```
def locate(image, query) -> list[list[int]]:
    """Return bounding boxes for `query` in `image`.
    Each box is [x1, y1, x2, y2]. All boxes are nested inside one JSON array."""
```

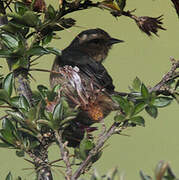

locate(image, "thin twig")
[[55, 130, 72, 180], [150, 58, 179, 93], [71, 122, 119, 180]]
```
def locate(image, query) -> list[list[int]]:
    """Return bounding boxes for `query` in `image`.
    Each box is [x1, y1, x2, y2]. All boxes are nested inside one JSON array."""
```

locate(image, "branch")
[[55, 130, 72, 180], [71, 122, 128, 180], [150, 57, 179, 93], [60, 0, 99, 18]]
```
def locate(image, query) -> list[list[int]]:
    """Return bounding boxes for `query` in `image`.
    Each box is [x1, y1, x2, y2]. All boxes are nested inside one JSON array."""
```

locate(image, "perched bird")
[[50, 28, 123, 146]]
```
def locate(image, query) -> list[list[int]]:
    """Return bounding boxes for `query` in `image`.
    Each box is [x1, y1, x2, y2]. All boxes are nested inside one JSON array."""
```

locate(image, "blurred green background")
[[0, 0, 179, 179]]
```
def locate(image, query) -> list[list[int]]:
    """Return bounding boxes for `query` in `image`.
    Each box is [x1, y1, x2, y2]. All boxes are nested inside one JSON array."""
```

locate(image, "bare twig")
[[150, 58, 179, 93], [60, 1, 99, 18], [71, 122, 119, 179], [55, 130, 72, 180]]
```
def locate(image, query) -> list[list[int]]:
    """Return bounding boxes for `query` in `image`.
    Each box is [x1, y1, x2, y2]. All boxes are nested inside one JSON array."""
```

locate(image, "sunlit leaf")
[[6, 110, 24, 122], [53, 102, 63, 122], [0, 33, 19, 50], [79, 137, 94, 160], [3, 73, 13, 97], [153, 96, 173, 107], [132, 77, 142, 92], [46, 47, 61, 56]]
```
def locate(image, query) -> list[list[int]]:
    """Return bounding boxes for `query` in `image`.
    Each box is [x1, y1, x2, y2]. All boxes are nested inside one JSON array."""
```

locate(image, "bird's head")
[[67, 28, 124, 63]]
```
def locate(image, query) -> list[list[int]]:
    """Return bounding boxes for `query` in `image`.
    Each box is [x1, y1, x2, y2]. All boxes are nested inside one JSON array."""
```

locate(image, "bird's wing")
[[61, 51, 115, 92]]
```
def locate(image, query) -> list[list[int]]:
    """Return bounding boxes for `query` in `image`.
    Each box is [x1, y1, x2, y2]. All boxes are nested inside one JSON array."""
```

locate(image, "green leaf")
[[2, 118, 16, 132], [153, 96, 173, 107], [19, 95, 30, 111], [26, 107, 36, 121], [141, 83, 149, 99], [22, 11, 40, 27], [52, 84, 61, 93], [112, 95, 130, 115], [115, 0, 126, 11], [47, 5, 56, 20], [42, 33, 53, 46], [132, 102, 146, 116], [16, 150, 25, 157], [5, 172, 13, 180], [79, 137, 94, 160], [11, 57, 29, 70], [0, 89, 10, 103], [145, 105, 158, 118], [0, 129, 15, 145], [53, 102, 63, 123], [27, 46, 49, 56], [139, 171, 152, 180], [6, 110, 24, 122], [114, 114, 125, 122], [173, 93, 179, 104], [37, 85, 48, 98], [3, 73, 13, 97], [46, 47, 61, 56], [0, 33, 19, 50], [132, 77, 142, 92], [130, 116, 145, 127], [0, 142, 13, 148], [10, 96, 20, 108], [15, 2, 29, 16], [0, 49, 13, 58]]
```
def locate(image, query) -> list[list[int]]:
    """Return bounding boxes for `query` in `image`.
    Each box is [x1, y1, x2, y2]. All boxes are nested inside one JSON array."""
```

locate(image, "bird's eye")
[[91, 39, 101, 44]]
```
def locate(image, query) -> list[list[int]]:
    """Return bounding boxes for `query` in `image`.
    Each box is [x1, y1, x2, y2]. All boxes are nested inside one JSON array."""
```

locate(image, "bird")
[[49, 28, 124, 147]]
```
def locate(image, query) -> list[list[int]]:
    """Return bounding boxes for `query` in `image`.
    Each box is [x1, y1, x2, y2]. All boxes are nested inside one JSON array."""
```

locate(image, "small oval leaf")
[[133, 102, 146, 116], [141, 83, 149, 99], [145, 105, 158, 118], [153, 96, 173, 108], [130, 116, 145, 127], [3, 73, 13, 97]]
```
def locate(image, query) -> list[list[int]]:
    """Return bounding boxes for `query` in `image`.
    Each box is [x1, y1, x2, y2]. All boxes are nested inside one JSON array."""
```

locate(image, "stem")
[[71, 123, 119, 180], [59, 1, 99, 18], [150, 58, 179, 93], [55, 130, 72, 180]]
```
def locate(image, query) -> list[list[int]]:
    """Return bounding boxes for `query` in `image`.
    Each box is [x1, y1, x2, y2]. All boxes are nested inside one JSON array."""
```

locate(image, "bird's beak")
[[109, 38, 124, 45]]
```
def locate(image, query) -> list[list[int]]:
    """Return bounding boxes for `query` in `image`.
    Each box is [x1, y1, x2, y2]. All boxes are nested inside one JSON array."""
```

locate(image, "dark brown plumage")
[[50, 28, 123, 147]]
